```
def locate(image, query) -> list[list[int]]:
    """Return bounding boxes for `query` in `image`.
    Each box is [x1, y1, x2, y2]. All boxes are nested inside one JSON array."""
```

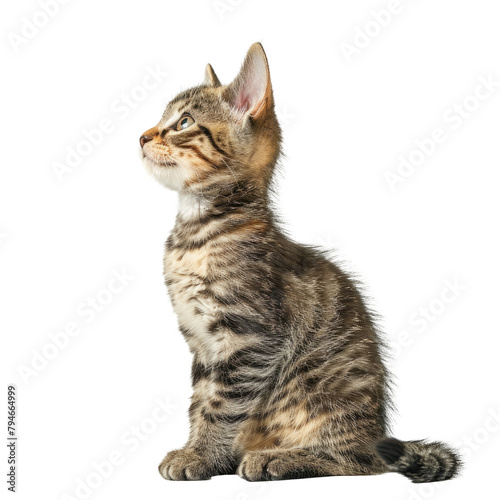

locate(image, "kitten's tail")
[[375, 437, 462, 483]]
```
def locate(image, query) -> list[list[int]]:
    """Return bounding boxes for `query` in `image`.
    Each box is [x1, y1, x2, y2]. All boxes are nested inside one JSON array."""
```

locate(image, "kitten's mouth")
[[141, 150, 178, 167]]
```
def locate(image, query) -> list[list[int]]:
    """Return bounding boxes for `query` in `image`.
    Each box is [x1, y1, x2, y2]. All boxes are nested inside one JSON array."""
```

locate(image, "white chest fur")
[[163, 243, 245, 365], [165, 244, 214, 328]]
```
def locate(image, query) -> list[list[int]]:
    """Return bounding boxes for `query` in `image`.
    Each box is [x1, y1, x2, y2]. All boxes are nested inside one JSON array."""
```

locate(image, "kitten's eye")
[[176, 115, 195, 131]]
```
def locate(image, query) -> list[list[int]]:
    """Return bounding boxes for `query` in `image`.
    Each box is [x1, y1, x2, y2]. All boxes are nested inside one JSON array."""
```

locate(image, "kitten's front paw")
[[237, 449, 313, 481], [238, 450, 275, 481], [158, 448, 213, 480]]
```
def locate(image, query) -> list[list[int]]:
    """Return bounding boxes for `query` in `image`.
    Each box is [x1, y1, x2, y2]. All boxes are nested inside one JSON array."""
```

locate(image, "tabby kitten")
[[140, 43, 461, 482]]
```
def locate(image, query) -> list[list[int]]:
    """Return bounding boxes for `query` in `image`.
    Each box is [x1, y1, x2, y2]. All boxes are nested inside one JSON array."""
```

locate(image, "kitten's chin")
[[142, 155, 185, 192]]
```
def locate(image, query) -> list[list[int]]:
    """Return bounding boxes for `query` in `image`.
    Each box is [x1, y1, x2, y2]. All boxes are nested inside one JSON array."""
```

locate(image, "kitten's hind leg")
[[237, 448, 378, 481]]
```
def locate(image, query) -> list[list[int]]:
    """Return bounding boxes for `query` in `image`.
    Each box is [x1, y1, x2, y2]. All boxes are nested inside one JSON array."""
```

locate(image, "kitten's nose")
[[140, 134, 153, 148], [140, 127, 159, 148]]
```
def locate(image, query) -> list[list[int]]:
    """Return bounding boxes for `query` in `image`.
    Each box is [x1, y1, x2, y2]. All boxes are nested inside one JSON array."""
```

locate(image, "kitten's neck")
[[176, 183, 269, 225], [177, 192, 211, 221]]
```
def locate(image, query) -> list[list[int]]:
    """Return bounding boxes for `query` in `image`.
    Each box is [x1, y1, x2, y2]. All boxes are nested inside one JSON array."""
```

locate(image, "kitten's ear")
[[223, 43, 273, 120], [204, 64, 221, 87]]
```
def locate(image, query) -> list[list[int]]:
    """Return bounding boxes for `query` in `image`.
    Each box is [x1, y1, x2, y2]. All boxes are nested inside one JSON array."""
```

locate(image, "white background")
[[2, 1, 499, 499]]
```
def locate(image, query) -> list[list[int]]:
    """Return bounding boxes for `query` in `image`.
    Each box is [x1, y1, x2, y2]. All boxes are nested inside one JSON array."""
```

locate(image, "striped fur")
[[140, 43, 461, 482], [376, 438, 462, 483]]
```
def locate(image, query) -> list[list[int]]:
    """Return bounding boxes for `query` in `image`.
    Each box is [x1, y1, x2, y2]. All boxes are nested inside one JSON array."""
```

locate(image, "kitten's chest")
[[163, 242, 226, 361]]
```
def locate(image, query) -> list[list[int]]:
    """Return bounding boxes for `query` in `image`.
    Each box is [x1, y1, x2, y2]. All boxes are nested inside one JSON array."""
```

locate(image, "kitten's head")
[[140, 43, 281, 195]]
